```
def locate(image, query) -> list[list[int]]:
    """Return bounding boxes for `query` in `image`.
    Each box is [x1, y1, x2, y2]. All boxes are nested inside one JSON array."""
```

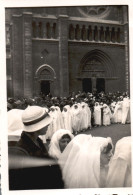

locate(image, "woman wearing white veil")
[[113, 101, 122, 124], [71, 103, 82, 134], [62, 105, 73, 133], [55, 106, 64, 130], [121, 96, 130, 124], [59, 134, 113, 188], [80, 102, 89, 131], [48, 129, 74, 160], [106, 136, 131, 187], [45, 106, 58, 140], [93, 102, 101, 127], [103, 104, 112, 126], [86, 103, 92, 129]]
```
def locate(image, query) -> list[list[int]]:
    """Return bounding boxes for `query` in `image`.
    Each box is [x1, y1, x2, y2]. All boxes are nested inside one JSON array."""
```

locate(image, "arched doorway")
[[35, 64, 56, 96], [78, 49, 117, 93]]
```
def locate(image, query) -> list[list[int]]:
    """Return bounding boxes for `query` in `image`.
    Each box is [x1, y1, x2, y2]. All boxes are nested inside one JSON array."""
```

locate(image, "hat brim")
[[23, 114, 52, 132]]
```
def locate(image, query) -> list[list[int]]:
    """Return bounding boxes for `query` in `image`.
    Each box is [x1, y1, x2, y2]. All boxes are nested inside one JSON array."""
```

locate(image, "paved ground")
[[78, 123, 131, 146]]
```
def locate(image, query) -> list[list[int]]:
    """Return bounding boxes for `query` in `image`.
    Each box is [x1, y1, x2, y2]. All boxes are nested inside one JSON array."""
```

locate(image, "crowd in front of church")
[[7, 90, 131, 190], [8, 90, 130, 135]]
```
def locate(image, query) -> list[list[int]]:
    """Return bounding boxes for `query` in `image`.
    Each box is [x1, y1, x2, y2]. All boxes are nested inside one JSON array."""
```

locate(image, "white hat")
[[22, 106, 52, 132]]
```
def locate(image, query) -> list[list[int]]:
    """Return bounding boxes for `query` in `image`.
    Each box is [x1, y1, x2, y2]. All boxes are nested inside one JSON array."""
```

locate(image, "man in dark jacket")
[[8, 106, 64, 190]]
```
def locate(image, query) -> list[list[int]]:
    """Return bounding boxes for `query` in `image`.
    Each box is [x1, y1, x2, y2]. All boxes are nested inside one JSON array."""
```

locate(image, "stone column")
[[109, 27, 112, 42], [22, 12, 33, 97], [73, 24, 76, 40], [12, 15, 23, 98], [124, 22, 129, 93], [98, 26, 101, 42], [50, 22, 53, 39], [92, 26, 95, 41], [58, 13, 69, 97]]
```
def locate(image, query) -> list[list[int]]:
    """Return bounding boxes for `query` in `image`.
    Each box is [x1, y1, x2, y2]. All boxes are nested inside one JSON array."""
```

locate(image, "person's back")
[[9, 145, 64, 190]]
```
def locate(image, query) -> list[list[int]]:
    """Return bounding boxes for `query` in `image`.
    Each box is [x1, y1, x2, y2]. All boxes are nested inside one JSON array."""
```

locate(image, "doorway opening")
[[82, 78, 92, 93], [40, 80, 50, 95], [96, 78, 105, 93]]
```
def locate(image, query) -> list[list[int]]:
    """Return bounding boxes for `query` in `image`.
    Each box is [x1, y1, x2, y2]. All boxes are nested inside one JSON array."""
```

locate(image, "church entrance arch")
[[78, 49, 117, 93], [35, 64, 56, 96]]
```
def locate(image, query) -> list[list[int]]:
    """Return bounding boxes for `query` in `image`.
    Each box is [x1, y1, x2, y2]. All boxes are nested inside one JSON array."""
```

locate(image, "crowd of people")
[[8, 91, 130, 139], [7, 91, 131, 190]]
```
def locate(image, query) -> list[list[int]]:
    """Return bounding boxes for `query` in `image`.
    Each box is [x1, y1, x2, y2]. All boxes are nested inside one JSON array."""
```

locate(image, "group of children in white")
[[45, 96, 130, 140]]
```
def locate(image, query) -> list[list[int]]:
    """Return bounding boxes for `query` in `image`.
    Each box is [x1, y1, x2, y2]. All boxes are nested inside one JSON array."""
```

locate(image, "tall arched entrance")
[[78, 50, 118, 93], [34, 64, 56, 96]]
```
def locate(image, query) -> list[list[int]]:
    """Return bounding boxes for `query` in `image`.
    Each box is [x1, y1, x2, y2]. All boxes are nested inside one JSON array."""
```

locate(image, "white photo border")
[[1, 0, 133, 195]]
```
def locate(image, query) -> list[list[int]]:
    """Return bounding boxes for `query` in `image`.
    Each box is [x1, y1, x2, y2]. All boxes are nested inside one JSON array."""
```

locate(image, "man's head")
[[22, 106, 52, 135]]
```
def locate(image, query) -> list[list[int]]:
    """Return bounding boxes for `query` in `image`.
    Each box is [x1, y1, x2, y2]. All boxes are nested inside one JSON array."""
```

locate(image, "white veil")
[[59, 134, 113, 188], [48, 129, 74, 160], [106, 136, 131, 187]]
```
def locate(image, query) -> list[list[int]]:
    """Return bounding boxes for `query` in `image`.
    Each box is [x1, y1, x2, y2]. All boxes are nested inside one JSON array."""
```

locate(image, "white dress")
[[103, 105, 112, 126], [121, 97, 130, 124], [45, 106, 58, 139], [106, 136, 131, 187], [110, 102, 116, 123], [62, 105, 73, 133], [80, 102, 89, 130], [93, 103, 101, 126], [113, 101, 122, 123], [86, 104, 92, 128], [55, 106, 64, 130], [71, 103, 82, 133], [59, 134, 113, 188]]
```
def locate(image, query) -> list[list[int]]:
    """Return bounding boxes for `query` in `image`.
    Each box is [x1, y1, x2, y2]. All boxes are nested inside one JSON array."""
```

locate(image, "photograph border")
[[1, 0, 133, 195]]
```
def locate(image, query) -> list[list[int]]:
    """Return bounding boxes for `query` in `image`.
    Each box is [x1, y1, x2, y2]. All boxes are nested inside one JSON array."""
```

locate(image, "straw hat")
[[22, 106, 52, 132]]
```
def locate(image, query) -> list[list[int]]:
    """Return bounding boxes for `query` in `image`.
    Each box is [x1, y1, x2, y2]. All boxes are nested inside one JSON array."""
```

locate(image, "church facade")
[[6, 6, 129, 98]]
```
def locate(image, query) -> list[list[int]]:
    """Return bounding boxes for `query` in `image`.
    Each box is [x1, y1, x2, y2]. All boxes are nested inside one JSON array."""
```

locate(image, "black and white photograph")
[[1, 0, 133, 195]]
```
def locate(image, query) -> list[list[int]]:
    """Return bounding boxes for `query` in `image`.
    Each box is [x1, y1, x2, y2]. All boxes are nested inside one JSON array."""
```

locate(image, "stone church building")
[[6, 6, 129, 98]]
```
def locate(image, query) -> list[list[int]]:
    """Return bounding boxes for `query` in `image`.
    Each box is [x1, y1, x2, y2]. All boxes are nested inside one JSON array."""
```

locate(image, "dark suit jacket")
[[8, 131, 64, 190]]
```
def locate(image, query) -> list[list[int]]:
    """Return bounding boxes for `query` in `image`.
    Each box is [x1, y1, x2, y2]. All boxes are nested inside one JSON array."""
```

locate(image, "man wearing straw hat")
[[9, 105, 64, 190]]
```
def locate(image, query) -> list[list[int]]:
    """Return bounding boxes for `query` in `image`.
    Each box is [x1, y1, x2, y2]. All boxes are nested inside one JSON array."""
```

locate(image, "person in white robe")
[[45, 106, 58, 140], [86, 104, 92, 129], [80, 102, 89, 131], [93, 102, 101, 127], [62, 105, 73, 133], [103, 104, 112, 126], [126, 101, 131, 123], [70, 103, 82, 134], [121, 96, 130, 124], [48, 129, 74, 160], [110, 101, 116, 123], [59, 134, 113, 188], [106, 136, 131, 187], [55, 106, 64, 130], [113, 101, 122, 124]]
